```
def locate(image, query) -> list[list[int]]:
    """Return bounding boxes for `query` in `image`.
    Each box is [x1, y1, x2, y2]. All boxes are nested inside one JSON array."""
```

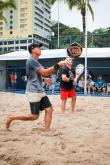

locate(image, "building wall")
[[2, 0, 33, 39], [1, 58, 110, 90], [0, 0, 51, 52], [0, 61, 6, 90]]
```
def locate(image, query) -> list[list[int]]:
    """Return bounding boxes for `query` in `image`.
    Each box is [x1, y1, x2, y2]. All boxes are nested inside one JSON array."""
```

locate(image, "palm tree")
[[46, 0, 95, 34], [46, 0, 56, 4], [0, 0, 16, 23], [65, 0, 95, 34]]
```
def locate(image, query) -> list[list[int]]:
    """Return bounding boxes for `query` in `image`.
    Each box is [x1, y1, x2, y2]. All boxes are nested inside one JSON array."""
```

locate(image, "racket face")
[[75, 64, 84, 75], [67, 42, 83, 59]]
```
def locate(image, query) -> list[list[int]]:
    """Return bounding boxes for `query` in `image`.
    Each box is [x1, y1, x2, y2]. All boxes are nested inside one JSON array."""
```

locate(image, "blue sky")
[[51, 0, 110, 32]]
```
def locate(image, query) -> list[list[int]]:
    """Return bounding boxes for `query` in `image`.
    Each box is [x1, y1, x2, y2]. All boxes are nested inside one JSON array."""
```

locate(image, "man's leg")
[[6, 114, 39, 129], [44, 107, 53, 131], [60, 89, 67, 113], [102, 87, 106, 95], [71, 96, 76, 112], [6, 102, 40, 129], [61, 99, 67, 113], [69, 89, 76, 113], [40, 96, 53, 131]]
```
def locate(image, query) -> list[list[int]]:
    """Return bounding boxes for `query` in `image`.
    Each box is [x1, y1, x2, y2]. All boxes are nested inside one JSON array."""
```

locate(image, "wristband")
[[54, 63, 60, 71]]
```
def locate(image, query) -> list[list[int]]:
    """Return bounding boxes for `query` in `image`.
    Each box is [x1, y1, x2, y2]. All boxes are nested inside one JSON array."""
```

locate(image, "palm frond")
[[88, 3, 94, 20], [45, 0, 56, 5], [0, 11, 7, 23], [0, 0, 16, 10]]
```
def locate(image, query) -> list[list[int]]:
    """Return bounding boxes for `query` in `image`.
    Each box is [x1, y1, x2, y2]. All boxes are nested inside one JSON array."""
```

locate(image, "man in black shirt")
[[60, 58, 79, 113]]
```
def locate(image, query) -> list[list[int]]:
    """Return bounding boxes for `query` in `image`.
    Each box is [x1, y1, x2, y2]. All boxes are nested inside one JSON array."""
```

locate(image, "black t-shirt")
[[60, 66, 75, 90]]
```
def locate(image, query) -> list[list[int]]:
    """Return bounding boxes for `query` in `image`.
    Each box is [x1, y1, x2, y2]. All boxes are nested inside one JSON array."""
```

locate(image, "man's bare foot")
[[6, 116, 12, 129], [44, 128, 50, 132]]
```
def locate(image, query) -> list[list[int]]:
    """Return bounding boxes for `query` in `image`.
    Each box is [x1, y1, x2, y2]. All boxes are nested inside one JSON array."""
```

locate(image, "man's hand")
[[43, 78, 52, 86], [58, 59, 66, 67]]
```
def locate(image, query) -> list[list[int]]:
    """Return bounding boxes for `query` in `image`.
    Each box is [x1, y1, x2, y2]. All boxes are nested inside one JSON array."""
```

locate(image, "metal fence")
[[0, 33, 110, 54], [0, 67, 110, 96], [0, 33, 110, 96], [49, 33, 110, 49]]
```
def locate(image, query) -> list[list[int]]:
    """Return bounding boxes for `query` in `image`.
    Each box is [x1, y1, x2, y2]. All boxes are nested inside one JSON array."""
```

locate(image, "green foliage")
[[46, 0, 56, 5], [0, 0, 16, 23], [92, 28, 110, 47], [46, 0, 95, 33], [50, 21, 110, 49], [51, 22, 81, 36]]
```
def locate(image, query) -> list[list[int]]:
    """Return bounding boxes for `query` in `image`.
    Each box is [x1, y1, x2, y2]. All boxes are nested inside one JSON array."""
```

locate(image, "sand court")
[[0, 92, 110, 165]]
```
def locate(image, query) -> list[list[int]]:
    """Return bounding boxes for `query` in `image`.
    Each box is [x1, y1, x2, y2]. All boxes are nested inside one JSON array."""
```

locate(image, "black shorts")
[[29, 96, 52, 115]]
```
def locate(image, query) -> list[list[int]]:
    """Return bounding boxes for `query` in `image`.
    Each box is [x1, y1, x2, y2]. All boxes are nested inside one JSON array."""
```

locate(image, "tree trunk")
[[82, 15, 85, 34]]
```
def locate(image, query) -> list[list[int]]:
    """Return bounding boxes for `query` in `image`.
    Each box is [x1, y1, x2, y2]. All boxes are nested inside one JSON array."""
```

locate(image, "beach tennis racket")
[[75, 64, 84, 76], [67, 42, 83, 60]]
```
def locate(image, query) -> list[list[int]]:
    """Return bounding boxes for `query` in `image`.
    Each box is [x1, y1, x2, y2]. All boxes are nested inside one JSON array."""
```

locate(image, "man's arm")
[[74, 74, 80, 82], [36, 60, 66, 77], [62, 74, 70, 82], [43, 77, 52, 86]]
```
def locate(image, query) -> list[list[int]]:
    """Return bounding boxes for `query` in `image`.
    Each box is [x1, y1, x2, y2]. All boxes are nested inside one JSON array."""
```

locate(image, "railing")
[[0, 67, 110, 96]]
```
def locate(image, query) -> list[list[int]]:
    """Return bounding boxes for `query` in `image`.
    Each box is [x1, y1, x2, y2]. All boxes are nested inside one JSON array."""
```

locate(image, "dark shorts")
[[29, 96, 52, 115]]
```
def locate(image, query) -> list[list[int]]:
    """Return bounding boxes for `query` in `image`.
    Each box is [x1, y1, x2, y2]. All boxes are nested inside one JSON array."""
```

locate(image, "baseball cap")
[[28, 43, 43, 54], [66, 57, 72, 62]]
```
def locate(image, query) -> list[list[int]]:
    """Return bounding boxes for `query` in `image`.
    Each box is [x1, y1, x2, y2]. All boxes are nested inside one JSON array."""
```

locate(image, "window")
[[15, 47, 19, 50], [28, 39, 32, 43], [20, 46, 27, 50], [20, 40, 27, 44], [10, 21, 13, 24], [20, 24, 26, 29], [4, 41, 7, 45], [10, 15, 13, 19], [10, 31, 13, 34], [10, 10, 13, 14], [10, 26, 13, 30], [4, 48, 7, 51], [28, 35, 32, 38], [8, 47, 14, 51], [15, 41, 19, 44], [8, 41, 14, 44], [20, 7, 27, 12]]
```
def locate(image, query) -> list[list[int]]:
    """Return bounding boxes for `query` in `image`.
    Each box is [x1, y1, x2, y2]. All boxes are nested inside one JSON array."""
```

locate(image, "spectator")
[[77, 76, 85, 93], [106, 83, 110, 95], [95, 76, 106, 94], [10, 72, 17, 90], [87, 77, 96, 94]]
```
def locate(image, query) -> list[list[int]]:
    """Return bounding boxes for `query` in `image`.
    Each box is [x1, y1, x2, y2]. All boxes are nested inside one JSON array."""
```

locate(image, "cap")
[[28, 43, 43, 54], [66, 57, 72, 61]]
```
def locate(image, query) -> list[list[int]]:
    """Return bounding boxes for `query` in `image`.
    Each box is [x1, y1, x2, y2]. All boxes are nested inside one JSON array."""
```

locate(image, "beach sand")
[[0, 92, 110, 165]]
